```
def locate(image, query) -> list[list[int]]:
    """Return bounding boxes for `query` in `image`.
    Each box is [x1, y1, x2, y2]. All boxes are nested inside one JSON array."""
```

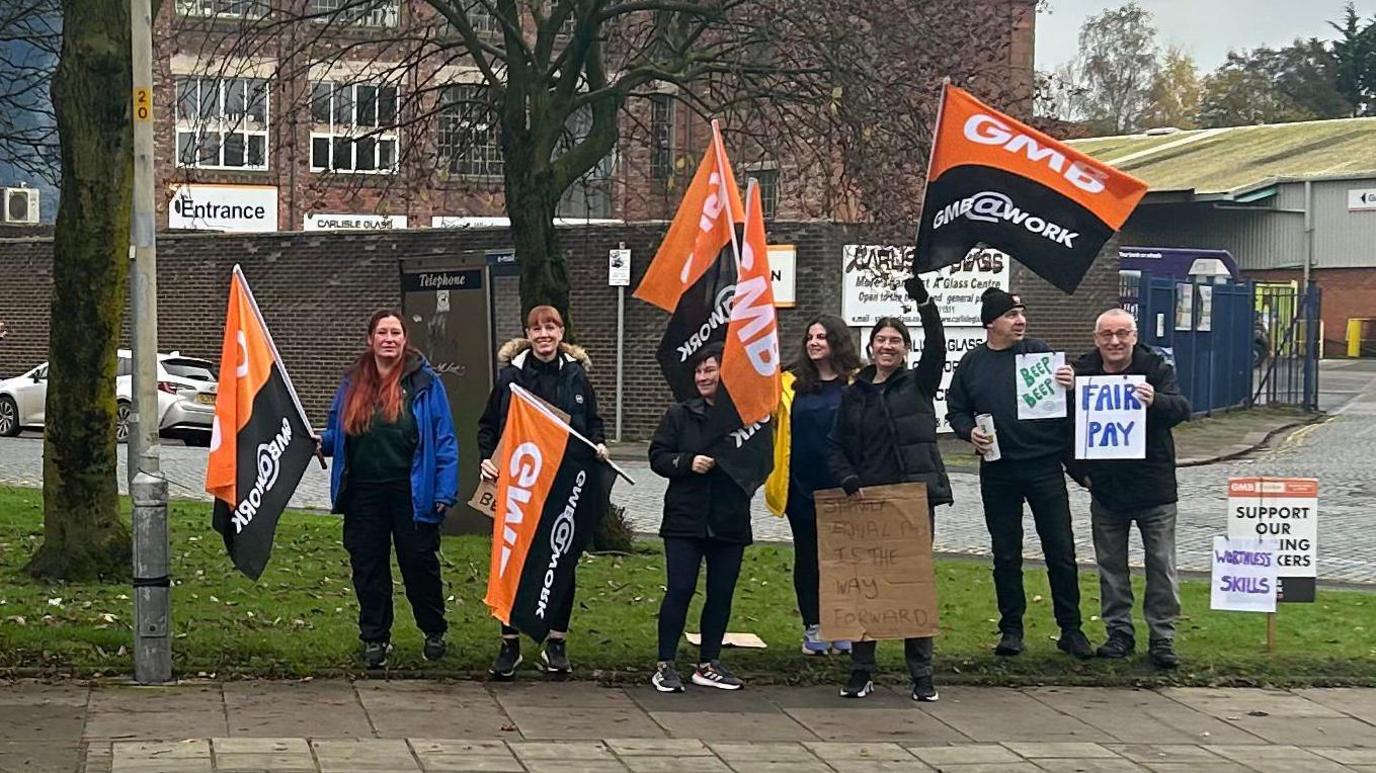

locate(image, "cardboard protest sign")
[[1016, 351, 1066, 420], [1210, 536, 1279, 613], [1227, 477, 1318, 603], [1074, 375, 1146, 460], [815, 483, 938, 641]]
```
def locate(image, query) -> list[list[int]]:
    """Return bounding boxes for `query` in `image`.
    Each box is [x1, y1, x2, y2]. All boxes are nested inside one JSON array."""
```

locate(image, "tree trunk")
[[26, 0, 134, 581], [506, 165, 571, 329]]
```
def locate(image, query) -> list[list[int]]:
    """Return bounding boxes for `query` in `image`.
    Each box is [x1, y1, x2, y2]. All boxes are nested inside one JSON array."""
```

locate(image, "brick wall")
[[0, 225, 1113, 439], [1245, 267, 1376, 357]]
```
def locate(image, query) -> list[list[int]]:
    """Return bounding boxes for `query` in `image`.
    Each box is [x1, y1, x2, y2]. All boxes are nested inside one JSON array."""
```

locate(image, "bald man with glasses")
[[1055, 309, 1192, 669]]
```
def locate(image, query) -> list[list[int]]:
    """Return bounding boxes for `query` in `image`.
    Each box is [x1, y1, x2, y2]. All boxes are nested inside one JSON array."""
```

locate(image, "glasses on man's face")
[[1095, 328, 1136, 342]]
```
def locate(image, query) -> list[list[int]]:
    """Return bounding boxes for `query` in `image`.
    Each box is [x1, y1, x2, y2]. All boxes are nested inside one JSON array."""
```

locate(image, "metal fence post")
[[132, 472, 172, 683]]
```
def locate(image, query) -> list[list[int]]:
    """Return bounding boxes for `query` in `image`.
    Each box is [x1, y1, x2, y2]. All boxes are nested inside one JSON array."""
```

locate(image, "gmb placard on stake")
[[1074, 375, 1146, 460], [1227, 477, 1318, 603]]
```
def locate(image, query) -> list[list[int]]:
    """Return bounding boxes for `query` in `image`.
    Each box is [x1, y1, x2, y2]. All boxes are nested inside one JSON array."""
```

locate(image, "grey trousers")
[[1090, 501, 1181, 644]]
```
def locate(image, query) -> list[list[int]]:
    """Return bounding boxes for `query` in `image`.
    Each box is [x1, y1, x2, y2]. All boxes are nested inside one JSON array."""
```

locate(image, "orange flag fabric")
[[721, 179, 781, 426]]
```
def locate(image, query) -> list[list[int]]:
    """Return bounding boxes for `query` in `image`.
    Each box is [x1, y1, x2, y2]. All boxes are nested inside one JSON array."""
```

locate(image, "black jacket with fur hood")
[[477, 338, 606, 460]]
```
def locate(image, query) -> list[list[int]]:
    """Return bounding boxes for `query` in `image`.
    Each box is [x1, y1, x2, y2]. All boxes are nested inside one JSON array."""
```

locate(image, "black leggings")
[[656, 537, 746, 663], [785, 491, 820, 627]]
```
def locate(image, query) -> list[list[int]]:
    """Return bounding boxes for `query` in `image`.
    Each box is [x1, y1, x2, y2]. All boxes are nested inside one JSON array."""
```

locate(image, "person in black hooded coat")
[[826, 277, 949, 703]]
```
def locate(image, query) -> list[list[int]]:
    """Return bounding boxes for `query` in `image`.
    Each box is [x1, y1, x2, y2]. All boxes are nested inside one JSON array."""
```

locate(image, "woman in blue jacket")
[[321, 310, 459, 669]]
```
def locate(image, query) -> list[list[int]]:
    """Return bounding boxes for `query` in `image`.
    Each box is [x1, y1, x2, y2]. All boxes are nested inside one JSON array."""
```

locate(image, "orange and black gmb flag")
[[484, 384, 616, 641], [205, 265, 316, 581], [915, 84, 1148, 293]]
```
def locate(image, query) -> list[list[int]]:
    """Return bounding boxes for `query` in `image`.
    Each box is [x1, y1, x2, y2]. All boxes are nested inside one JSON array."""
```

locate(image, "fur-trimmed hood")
[[496, 338, 592, 371]]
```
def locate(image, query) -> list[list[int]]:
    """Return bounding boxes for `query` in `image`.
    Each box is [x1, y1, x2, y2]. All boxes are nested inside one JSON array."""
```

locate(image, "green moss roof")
[[1067, 117, 1376, 196]]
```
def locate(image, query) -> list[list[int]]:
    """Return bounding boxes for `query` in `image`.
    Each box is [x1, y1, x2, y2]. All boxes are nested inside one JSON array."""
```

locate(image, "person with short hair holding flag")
[[946, 289, 1093, 661], [1055, 308, 1191, 669], [319, 310, 459, 669], [478, 305, 608, 680], [826, 278, 950, 702], [649, 343, 753, 693]]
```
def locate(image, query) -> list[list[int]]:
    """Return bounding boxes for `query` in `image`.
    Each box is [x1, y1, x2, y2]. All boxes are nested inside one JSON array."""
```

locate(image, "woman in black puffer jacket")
[[647, 343, 752, 694], [827, 277, 950, 703]]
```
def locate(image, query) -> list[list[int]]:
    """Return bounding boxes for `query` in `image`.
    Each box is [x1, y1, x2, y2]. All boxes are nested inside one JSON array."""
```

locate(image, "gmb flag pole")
[[914, 84, 1148, 293], [205, 265, 317, 581]]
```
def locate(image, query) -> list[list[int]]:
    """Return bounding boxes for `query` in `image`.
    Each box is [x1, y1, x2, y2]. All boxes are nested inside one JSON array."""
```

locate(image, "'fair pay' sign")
[[1073, 375, 1146, 459], [1227, 477, 1319, 603]]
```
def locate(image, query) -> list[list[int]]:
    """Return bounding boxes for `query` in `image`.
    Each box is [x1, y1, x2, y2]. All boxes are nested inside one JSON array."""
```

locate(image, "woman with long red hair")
[[321, 310, 459, 669]]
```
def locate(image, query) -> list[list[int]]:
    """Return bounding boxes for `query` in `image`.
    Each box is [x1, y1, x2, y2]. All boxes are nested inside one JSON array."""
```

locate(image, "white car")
[[0, 349, 219, 445]]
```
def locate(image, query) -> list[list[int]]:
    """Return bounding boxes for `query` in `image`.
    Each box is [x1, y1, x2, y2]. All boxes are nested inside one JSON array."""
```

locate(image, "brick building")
[[156, 0, 1037, 233]]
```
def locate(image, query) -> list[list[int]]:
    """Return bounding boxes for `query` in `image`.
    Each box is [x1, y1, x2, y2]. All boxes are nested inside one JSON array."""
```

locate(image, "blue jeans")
[[1090, 501, 1180, 644]]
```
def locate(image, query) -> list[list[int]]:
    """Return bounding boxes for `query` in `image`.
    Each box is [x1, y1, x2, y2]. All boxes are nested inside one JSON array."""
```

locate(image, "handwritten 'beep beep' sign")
[[1074, 375, 1146, 460]]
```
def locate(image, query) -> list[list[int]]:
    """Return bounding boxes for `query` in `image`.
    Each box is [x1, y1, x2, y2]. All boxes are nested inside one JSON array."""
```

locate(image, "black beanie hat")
[[980, 287, 1025, 327]]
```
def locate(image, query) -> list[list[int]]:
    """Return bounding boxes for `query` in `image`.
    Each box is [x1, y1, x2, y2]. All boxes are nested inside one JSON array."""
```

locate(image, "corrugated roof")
[[1067, 117, 1376, 198]]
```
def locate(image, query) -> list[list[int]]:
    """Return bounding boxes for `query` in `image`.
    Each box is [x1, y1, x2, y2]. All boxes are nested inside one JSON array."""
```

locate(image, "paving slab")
[[84, 709, 229, 742], [212, 739, 312, 755], [213, 752, 317, 772], [1161, 687, 1346, 719], [605, 738, 712, 756], [310, 739, 419, 772], [628, 686, 788, 714], [0, 741, 81, 773], [651, 709, 815, 742], [825, 760, 934, 772], [782, 706, 967, 744], [1313, 747, 1376, 766], [1138, 764, 1254, 773], [618, 757, 733, 773], [224, 682, 372, 739], [922, 764, 1041, 773], [1029, 760, 1147, 772], [921, 687, 1113, 743], [414, 756, 525, 773], [907, 744, 1024, 766], [717, 762, 833, 773], [0, 702, 87, 742], [409, 740, 513, 756], [509, 741, 616, 760], [521, 761, 630, 773], [1003, 742, 1119, 759], [1215, 714, 1376, 747], [90, 684, 222, 715], [1295, 688, 1376, 725], [1027, 687, 1262, 745], [707, 741, 820, 763], [495, 686, 664, 740], [1104, 744, 1229, 764], [803, 742, 919, 762], [0, 681, 90, 707]]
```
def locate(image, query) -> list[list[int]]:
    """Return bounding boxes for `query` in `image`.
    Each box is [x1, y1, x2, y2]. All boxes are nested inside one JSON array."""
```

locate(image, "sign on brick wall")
[[304, 214, 407, 231], [168, 184, 277, 233], [842, 245, 1010, 328]]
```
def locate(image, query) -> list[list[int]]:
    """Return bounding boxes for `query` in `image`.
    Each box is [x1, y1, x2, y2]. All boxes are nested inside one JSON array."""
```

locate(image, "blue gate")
[[1121, 273, 1294, 414]]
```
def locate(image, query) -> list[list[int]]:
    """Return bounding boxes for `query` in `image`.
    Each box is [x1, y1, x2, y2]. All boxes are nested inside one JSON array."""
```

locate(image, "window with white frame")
[[308, 0, 398, 28], [458, 1, 503, 37], [650, 94, 674, 180], [438, 84, 503, 178], [174, 76, 269, 170], [176, 0, 269, 17], [310, 80, 399, 173]]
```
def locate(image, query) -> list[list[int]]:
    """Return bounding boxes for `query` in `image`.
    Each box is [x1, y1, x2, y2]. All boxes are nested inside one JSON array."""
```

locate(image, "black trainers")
[[692, 660, 744, 690], [1096, 635, 1135, 660], [1058, 628, 1094, 660], [362, 641, 392, 669], [993, 632, 1025, 657], [911, 675, 939, 702], [840, 669, 873, 699], [652, 661, 685, 693], [488, 638, 522, 680], [1149, 639, 1180, 669], [538, 637, 572, 675], [422, 633, 447, 662]]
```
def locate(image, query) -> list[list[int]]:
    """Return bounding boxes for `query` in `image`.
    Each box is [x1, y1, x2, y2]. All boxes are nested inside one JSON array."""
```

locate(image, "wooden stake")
[[1267, 611, 1278, 652]]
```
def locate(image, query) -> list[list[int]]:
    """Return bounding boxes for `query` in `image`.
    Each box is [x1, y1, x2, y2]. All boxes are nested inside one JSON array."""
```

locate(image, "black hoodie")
[[1066, 344, 1192, 512]]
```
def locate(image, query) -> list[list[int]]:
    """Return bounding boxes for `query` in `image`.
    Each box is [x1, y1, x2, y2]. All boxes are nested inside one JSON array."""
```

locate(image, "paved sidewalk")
[[3, 679, 1376, 772]]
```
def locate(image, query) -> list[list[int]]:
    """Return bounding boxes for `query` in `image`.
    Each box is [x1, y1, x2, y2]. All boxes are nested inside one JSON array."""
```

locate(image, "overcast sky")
[[1036, 0, 1376, 73]]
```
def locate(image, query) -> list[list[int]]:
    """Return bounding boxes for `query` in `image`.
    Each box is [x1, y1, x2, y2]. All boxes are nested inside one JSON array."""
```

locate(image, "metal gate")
[[1120, 273, 1318, 414]]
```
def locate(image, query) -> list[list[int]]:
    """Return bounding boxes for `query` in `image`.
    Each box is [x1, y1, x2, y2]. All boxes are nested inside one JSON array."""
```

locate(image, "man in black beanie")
[[946, 287, 1092, 660]]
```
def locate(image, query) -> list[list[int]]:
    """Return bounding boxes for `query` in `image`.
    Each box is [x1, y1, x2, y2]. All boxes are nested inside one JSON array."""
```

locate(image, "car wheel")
[[115, 401, 131, 444], [0, 396, 19, 437]]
